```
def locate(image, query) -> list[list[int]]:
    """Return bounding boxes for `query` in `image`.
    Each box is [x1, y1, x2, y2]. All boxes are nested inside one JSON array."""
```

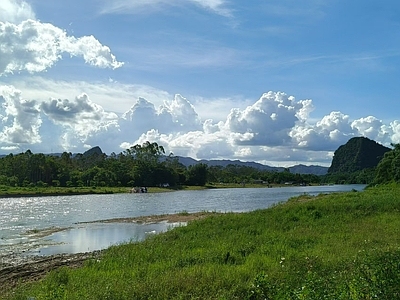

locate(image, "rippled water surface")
[[0, 185, 366, 256]]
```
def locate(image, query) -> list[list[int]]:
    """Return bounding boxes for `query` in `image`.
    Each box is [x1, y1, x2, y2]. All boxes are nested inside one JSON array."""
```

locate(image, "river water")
[[0, 185, 366, 257]]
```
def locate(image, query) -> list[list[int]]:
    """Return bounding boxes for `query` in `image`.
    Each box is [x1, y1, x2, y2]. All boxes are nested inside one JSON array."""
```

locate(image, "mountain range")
[[175, 156, 328, 175]]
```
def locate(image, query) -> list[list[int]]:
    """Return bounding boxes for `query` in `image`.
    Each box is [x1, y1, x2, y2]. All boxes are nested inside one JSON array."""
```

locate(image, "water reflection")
[[33, 222, 183, 255]]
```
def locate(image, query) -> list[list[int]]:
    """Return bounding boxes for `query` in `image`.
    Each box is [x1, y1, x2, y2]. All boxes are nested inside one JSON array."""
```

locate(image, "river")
[[0, 185, 365, 258]]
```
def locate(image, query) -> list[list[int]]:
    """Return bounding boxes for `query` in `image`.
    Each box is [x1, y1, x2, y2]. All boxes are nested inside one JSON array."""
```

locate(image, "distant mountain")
[[199, 159, 281, 172], [176, 156, 328, 175], [328, 137, 391, 174], [0, 146, 104, 159], [83, 146, 103, 156], [0, 147, 328, 175], [288, 164, 328, 176]]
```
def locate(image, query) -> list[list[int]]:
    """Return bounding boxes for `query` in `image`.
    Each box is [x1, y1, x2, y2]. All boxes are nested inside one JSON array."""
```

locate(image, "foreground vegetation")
[[5, 184, 400, 299]]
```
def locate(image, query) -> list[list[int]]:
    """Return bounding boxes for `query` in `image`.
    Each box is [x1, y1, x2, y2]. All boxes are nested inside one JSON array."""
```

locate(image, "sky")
[[1, 0, 400, 167]]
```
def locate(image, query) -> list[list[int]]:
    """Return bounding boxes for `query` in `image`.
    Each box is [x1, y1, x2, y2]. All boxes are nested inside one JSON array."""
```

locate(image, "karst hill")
[[328, 137, 391, 174]]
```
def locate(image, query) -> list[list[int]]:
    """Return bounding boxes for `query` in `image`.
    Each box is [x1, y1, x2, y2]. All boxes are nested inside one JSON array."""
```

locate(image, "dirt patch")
[[0, 251, 103, 293]]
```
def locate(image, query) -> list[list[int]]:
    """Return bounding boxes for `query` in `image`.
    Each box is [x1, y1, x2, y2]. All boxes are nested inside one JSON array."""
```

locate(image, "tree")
[[127, 141, 166, 186], [186, 163, 208, 186], [372, 144, 400, 185], [129, 141, 165, 166], [57, 152, 73, 186], [162, 154, 185, 185]]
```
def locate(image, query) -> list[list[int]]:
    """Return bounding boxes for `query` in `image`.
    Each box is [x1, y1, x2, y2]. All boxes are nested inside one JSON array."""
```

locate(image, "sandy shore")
[[76, 211, 222, 225], [0, 211, 222, 292]]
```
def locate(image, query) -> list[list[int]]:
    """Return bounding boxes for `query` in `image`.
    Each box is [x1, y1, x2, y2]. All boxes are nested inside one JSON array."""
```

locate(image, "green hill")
[[328, 137, 390, 174]]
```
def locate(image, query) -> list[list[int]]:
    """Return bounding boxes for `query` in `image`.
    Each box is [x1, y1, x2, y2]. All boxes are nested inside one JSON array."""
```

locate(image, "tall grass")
[[7, 185, 400, 299]]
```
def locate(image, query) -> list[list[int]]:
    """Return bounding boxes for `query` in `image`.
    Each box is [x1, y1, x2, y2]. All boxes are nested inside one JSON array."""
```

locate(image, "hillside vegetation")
[[368, 144, 400, 186], [328, 137, 390, 174], [6, 184, 400, 299], [321, 137, 391, 184]]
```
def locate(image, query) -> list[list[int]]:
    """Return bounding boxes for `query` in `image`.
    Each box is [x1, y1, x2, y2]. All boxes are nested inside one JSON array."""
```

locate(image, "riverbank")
[[0, 251, 103, 291], [0, 211, 221, 293], [0, 183, 318, 198], [0, 186, 173, 198], [4, 185, 400, 299]]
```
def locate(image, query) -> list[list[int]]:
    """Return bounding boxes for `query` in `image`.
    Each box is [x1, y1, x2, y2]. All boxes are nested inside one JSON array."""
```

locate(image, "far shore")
[[0, 183, 326, 198]]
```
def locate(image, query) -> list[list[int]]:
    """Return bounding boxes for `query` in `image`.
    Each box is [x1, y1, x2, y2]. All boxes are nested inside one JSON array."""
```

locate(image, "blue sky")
[[1, 0, 400, 166]]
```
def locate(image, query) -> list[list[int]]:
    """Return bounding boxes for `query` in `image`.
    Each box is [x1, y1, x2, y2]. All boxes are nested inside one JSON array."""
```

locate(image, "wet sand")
[[0, 251, 103, 291], [0, 211, 221, 292], [77, 211, 222, 225]]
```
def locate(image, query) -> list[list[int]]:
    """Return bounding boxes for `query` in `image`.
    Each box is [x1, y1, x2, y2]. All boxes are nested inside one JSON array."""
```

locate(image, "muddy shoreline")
[[0, 211, 221, 292], [0, 251, 103, 291], [76, 211, 221, 225]]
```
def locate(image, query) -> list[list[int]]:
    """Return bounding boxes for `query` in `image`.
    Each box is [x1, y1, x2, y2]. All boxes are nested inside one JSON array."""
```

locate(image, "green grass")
[[0, 186, 172, 197], [0, 183, 309, 197], [5, 185, 400, 299]]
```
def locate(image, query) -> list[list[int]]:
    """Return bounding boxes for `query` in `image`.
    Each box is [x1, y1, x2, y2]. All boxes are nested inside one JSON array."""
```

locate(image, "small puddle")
[[30, 222, 184, 256]]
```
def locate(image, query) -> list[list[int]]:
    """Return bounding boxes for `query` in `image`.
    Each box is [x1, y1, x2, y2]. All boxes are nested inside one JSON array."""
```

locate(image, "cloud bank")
[[1, 85, 398, 166]]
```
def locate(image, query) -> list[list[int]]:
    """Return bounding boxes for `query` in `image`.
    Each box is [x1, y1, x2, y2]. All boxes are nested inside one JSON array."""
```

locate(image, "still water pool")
[[0, 185, 365, 256]]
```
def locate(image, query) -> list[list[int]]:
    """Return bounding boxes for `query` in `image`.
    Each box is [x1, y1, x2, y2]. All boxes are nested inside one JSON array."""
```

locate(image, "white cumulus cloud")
[[0, 85, 41, 146], [0, 19, 123, 76], [224, 91, 305, 146], [41, 93, 119, 139], [0, 0, 35, 23], [120, 94, 202, 142], [5, 77, 171, 115], [351, 116, 392, 143], [290, 111, 355, 150], [389, 121, 400, 145]]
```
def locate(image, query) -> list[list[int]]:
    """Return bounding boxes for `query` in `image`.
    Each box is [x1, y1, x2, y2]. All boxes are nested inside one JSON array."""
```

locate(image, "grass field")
[[0, 182, 301, 197], [5, 184, 400, 299], [0, 185, 173, 197]]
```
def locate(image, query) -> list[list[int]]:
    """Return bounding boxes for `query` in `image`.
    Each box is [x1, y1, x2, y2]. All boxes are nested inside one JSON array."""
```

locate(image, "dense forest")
[[371, 143, 400, 185], [0, 141, 320, 188], [1, 138, 399, 188]]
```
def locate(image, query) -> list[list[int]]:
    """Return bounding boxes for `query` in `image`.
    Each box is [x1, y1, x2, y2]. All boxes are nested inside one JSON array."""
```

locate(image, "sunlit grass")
[[6, 185, 400, 299], [0, 183, 310, 197], [0, 186, 173, 197]]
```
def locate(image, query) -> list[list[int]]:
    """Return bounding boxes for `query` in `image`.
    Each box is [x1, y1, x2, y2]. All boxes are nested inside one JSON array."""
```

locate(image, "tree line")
[[320, 143, 400, 186], [371, 143, 400, 185], [0, 141, 324, 188]]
